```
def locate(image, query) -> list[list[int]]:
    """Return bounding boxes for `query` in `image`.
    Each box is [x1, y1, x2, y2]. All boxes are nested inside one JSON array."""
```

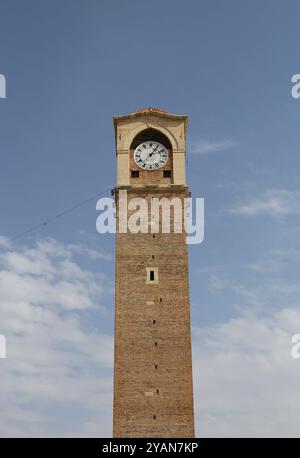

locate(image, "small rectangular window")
[[163, 170, 171, 178], [146, 267, 158, 284], [131, 170, 139, 178]]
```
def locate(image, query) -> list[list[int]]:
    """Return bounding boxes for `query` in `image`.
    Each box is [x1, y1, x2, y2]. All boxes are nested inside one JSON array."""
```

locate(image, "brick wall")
[[113, 188, 195, 438], [129, 149, 174, 185]]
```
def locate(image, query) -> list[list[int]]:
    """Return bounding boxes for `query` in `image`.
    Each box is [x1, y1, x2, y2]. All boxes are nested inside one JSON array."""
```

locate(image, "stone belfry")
[[113, 108, 194, 437]]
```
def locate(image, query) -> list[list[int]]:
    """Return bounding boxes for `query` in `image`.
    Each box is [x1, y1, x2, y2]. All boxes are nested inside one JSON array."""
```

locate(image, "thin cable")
[[7, 187, 111, 243]]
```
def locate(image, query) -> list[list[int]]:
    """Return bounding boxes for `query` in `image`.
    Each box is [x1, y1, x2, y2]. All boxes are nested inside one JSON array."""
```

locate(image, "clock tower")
[[113, 108, 195, 438]]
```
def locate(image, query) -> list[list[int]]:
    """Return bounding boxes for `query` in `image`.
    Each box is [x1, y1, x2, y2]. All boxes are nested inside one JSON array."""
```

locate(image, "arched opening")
[[130, 128, 172, 150]]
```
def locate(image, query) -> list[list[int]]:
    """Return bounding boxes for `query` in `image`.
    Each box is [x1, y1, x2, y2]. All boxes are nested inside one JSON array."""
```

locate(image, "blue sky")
[[1, 0, 300, 437]]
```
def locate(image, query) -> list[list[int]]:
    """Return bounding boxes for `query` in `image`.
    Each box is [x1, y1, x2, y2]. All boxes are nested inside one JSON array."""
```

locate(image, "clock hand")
[[148, 145, 160, 158]]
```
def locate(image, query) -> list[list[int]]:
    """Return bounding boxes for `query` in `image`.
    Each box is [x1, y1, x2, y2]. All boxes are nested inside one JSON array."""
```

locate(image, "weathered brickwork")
[[129, 149, 174, 185], [113, 109, 194, 438]]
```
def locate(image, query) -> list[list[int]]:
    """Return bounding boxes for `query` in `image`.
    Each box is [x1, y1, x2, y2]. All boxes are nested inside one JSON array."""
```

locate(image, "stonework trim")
[[146, 267, 159, 284]]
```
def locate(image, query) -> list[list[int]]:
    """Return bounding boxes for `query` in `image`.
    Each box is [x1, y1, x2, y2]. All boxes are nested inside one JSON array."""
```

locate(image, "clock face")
[[134, 141, 168, 170]]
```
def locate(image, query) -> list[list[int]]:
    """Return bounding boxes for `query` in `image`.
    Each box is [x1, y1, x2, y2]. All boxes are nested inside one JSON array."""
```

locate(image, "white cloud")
[[190, 139, 238, 155], [230, 189, 300, 218], [0, 237, 113, 437], [194, 254, 300, 437], [193, 306, 300, 437], [2, 236, 300, 437]]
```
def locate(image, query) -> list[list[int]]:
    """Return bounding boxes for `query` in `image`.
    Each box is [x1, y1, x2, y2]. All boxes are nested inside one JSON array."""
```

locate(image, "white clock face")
[[134, 141, 168, 170]]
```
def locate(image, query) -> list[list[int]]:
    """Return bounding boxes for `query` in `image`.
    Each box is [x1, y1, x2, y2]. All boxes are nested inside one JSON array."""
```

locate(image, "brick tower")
[[113, 108, 194, 438]]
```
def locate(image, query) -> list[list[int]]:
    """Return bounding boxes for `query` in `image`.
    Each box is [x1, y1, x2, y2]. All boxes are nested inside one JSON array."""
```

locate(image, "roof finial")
[[131, 107, 169, 115]]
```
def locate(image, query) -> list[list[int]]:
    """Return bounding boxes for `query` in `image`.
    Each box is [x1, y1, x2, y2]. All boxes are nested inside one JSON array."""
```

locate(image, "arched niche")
[[130, 128, 173, 150]]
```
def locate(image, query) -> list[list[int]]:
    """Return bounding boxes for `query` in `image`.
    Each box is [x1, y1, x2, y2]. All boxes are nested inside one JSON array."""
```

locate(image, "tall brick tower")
[[113, 108, 194, 438]]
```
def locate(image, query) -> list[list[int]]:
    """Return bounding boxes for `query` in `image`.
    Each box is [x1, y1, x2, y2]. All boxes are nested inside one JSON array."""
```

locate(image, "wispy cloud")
[[69, 243, 112, 261], [249, 249, 300, 274], [0, 235, 10, 248], [230, 189, 300, 218], [190, 139, 238, 155]]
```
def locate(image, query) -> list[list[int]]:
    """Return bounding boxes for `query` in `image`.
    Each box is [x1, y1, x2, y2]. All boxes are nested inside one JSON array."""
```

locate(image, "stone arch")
[[130, 128, 172, 150], [127, 122, 178, 150]]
